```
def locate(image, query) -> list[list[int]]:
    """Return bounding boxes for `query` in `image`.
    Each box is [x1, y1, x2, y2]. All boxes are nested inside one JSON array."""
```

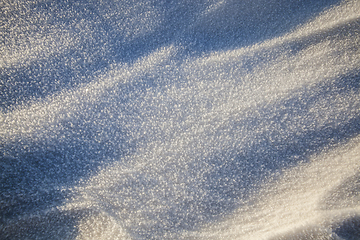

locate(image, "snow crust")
[[1, 0, 360, 239]]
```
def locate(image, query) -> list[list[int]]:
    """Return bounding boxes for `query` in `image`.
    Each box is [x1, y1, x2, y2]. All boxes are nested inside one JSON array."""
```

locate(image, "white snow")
[[1, 0, 359, 239]]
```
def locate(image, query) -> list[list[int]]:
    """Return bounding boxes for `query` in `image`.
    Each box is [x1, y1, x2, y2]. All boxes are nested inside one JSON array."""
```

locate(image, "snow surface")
[[1, 0, 360, 239]]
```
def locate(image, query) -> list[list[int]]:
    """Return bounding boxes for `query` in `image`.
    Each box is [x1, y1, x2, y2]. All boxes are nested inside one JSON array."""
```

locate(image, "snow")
[[1, 0, 360, 239]]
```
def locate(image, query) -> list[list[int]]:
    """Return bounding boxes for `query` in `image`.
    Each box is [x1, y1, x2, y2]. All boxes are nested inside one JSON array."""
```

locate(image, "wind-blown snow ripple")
[[1, 0, 360, 239]]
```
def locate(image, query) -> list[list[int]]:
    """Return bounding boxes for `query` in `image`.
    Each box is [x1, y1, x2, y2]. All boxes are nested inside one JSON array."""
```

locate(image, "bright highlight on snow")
[[1, 0, 359, 239]]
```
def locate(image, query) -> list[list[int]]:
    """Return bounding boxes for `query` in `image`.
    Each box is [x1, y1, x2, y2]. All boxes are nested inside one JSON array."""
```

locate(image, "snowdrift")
[[1, 0, 360, 239]]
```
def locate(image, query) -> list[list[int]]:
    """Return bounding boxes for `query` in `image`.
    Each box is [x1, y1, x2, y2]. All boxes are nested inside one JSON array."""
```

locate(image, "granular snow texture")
[[1, 0, 360, 239]]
